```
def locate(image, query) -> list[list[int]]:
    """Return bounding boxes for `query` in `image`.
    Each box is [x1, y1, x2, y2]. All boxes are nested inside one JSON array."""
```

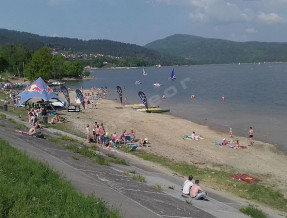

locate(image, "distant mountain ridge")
[[145, 34, 287, 64], [0, 29, 190, 66]]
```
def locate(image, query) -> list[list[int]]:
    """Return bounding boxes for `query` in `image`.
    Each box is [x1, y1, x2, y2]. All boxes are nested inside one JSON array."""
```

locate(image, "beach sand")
[[59, 90, 287, 196]]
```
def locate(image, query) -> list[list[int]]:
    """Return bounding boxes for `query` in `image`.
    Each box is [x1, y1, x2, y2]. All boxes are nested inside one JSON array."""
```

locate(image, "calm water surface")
[[65, 63, 287, 151]]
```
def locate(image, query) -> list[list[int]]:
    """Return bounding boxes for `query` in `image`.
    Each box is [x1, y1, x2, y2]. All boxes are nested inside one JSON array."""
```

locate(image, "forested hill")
[[145, 34, 287, 64], [0, 29, 191, 66]]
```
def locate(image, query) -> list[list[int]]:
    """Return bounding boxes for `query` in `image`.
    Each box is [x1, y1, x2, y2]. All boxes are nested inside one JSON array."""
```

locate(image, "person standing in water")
[[229, 128, 233, 138], [249, 127, 254, 146]]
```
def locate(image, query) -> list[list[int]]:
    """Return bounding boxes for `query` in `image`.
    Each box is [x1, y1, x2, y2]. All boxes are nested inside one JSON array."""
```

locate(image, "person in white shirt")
[[182, 175, 193, 197]]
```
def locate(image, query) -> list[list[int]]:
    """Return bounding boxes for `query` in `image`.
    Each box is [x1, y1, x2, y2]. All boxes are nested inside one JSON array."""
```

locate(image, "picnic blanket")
[[232, 174, 260, 183], [230, 145, 247, 149]]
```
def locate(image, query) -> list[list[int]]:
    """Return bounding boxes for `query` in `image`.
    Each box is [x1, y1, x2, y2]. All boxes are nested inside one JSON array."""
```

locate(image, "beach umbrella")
[[16, 77, 63, 107]]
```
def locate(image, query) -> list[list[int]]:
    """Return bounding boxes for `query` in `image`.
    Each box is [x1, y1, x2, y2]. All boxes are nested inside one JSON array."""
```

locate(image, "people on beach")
[[235, 139, 240, 149], [162, 95, 166, 100], [190, 95, 195, 100], [189, 131, 204, 140], [249, 127, 254, 146], [229, 128, 233, 138], [49, 114, 62, 124], [182, 175, 193, 197], [221, 138, 227, 145], [99, 124, 106, 147], [221, 96, 225, 102], [190, 180, 208, 200]]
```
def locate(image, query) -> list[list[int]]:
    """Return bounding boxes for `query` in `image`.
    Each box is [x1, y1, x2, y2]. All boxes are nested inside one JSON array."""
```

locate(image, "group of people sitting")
[[182, 175, 209, 201], [220, 138, 241, 149], [85, 121, 149, 149]]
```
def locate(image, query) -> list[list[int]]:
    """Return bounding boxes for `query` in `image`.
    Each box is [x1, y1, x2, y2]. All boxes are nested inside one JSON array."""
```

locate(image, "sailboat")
[[142, 67, 148, 76], [170, 68, 176, 80]]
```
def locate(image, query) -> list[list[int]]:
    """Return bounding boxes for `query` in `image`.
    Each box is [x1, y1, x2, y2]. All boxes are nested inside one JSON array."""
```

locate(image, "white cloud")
[[257, 12, 284, 24], [187, 0, 252, 24]]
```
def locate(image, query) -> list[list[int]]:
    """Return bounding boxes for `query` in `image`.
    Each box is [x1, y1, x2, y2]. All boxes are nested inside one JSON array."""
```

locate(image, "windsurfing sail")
[[142, 67, 147, 76], [75, 89, 85, 109], [116, 86, 123, 104], [138, 91, 148, 109], [171, 68, 176, 80], [60, 85, 70, 105]]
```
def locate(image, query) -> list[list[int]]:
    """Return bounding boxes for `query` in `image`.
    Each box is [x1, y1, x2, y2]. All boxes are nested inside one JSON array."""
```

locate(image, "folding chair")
[[124, 135, 132, 145]]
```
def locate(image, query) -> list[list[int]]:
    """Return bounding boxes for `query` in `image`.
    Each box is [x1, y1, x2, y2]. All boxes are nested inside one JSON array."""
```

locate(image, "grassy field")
[[0, 138, 120, 218]]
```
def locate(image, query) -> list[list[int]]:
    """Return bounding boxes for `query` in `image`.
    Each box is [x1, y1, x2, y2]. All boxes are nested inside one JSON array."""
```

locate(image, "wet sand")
[[59, 90, 287, 196]]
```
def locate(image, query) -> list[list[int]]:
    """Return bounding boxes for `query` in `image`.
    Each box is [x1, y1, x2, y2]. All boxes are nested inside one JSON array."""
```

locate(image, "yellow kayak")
[[136, 107, 161, 112], [125, 104, 144, 107]]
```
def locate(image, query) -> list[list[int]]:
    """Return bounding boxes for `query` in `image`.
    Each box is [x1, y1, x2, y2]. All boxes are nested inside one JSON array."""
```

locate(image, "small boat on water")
[[136, 107, 160, 112], [125, 103, 144, 107], [153, 83, 161, 87], [170, 68, 176, 80], [142, 67, 148, 76], [135, 80, 142, 85], [146, 109, 170, 113]]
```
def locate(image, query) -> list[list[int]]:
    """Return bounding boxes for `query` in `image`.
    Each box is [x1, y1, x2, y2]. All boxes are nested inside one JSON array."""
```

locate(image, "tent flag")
[[138, 91, 148, 109], [116, 86, 122, 104], [76, 89, 85, 109], [60, 85, 70, 105], [16, 77, 63, 107]]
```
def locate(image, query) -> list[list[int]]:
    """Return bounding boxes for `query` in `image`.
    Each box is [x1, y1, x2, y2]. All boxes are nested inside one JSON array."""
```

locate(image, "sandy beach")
[[58, 90, 287, 196]]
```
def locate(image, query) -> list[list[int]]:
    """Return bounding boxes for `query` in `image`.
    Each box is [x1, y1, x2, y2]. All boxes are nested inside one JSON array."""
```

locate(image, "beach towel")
[[215, 142, 222, 145], [232, 174, 260, 183], [230, 145, 247, 149], [184, 135, 192, 140]]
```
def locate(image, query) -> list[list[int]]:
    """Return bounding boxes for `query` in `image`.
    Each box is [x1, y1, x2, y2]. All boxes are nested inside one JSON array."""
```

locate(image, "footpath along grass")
[[0, 138, 120, 218], [123, 149, 287, 214]]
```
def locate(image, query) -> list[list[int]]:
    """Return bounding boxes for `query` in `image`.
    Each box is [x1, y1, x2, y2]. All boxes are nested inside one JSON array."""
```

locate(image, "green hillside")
[[0, 29, 191, 66], [145, 34, 287, 64]]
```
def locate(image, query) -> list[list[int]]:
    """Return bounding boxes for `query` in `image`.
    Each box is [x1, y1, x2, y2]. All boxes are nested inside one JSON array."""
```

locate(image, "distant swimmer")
[[162, 95, 166, 100], [191, 95, 196, 100], [221, 96, 225, 101]]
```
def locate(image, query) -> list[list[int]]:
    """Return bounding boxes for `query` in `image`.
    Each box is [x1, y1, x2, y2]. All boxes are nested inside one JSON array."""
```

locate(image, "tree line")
[[0, 44, 83, 81]]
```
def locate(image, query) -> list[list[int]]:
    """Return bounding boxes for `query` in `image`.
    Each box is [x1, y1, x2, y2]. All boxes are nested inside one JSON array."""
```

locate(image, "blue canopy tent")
[[16, 77, 64, 107]]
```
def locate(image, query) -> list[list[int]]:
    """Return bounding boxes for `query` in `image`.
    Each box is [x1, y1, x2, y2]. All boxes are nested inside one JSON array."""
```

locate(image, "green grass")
[[240, 205, 267, 218], [106, 153, 129, 166], [0, 138, 120, 218], [0, 113, 7, 119], [8, 118, 17, 124], [119, 149, 287, 213], [153, 184, 162, 191], [132, 174, 146, 183]]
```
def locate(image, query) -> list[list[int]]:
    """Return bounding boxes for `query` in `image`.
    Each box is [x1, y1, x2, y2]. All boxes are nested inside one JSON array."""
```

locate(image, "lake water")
[[65, 63, 287, 151]]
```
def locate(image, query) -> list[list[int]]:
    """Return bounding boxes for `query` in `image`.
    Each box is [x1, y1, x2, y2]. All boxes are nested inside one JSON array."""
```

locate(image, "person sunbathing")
[[49, 114, 62, 124]]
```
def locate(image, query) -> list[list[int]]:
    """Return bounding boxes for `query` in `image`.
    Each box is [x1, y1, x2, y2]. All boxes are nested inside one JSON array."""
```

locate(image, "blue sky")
[[1, 0, 287, 45]]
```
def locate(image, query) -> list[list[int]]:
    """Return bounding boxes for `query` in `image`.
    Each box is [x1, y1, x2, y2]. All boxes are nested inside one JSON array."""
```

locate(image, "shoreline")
[[59, 90, 287, 197]]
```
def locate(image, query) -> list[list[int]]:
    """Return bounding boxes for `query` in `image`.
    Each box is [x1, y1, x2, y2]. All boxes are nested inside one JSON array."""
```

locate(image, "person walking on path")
[[190, 180, 208, 200], [249, 127, 254, 146]]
